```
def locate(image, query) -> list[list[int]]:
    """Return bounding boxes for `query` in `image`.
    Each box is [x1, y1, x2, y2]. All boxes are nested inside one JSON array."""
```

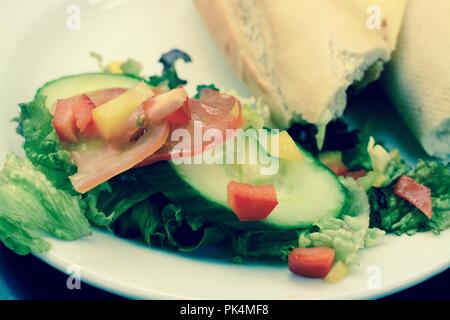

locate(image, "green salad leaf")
[[89, 52, 143, 77], [148, 49, 192, 89], [230, 229, 299, 260], [340, 176, 371, 217], [369, 161, 450, 235], [0, 153, 91, 255], [84, 175, 157, 229], [299, 178, 384, 265], [113, 195, 226, 252], [299, 215, 384, 265], [194, 84, 219, 99], [17, 95, 76, 191], [382, 156, 411, 186], [120, 59, 143, 77]]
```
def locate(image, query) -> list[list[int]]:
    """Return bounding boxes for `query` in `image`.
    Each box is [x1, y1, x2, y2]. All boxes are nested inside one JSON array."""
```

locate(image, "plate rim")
[[35, 233, 450, 300]]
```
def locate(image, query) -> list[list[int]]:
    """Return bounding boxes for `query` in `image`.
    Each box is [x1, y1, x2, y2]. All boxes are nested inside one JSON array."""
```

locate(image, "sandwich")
[[194, 0, 392, 129]]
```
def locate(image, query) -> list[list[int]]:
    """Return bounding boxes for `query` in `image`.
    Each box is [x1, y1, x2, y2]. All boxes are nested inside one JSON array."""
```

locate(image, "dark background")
[[0, 244, 448, 300]]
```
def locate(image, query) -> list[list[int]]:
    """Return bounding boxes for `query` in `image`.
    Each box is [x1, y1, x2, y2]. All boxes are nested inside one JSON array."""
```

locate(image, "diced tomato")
[[394, 176, 433, 219], [73, 94, 95, 133], [53, 94, 96, 142], [327, 163, 349, 176], [345, 170, 367, 180], [227, 181, 278, 221], [288, 248, 335, 278], [53, 99, 78, 143]]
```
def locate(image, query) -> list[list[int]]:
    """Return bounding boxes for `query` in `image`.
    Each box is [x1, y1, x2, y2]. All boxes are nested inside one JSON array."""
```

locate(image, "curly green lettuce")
[[17, 95, 76, 191], [299, 178, 385, 265], [0, 153, 91, 255], [230, 229, 299, 260], [369, 161, 450, 235], [112, 196, 226, 252]]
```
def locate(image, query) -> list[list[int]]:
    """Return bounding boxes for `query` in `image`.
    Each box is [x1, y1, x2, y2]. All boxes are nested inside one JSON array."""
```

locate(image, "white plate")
[[0, 0, 448, 300]]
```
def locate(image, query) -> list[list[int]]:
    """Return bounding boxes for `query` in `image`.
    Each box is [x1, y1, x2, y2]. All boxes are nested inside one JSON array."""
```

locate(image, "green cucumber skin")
[[36, 72, 144, 96], [36, 72, 145, 111]]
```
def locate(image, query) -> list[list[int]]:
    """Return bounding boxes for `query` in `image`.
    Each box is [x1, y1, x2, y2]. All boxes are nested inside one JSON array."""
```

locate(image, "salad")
[[0, 50, 449, 283]]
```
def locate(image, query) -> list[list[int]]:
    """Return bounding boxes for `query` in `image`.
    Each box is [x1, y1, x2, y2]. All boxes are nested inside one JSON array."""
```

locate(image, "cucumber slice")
[[36, 72, 144, 111], [142, 134, 347, 230]]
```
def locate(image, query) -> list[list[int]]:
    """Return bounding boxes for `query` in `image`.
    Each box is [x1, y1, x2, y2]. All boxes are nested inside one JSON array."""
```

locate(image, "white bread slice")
[[194, 0, 391, 128], [382, 0, 450, 159]]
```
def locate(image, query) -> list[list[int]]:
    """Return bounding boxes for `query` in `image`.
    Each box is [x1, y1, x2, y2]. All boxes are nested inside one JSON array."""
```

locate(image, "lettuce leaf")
[[0, 153, 91, 255], [89, 52, 143, 77], [84, 175, 157, 229], [17, 95, 76, 191], [120, 59, 143, 77], [382, 156, 411, 186], [299, 178, 384, 265], [299, 215, 385, 265], [369, 161, 450, 235], [340, 176, 370, 217], [194, 84, 219, 99], [230, 229, 298, 260], [113, 196, 226, 252]]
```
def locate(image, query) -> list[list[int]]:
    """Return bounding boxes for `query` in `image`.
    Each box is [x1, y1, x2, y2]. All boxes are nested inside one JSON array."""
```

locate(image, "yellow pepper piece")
[[373, 174, 387, 188], [107, 60, 124, 74], [92, 82, 154, 140], [268, 131, 303, 161], [325, 261, 350, 284], [367, 137, 391, 172]]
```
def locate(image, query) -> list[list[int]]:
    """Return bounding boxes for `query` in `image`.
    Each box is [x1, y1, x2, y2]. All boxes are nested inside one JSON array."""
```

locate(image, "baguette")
[[194, 0, 391, 128], [382, 0, 450, 158]]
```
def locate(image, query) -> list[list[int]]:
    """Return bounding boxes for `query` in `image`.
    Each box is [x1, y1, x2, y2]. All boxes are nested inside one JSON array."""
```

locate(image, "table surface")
[[0, 244, 448, 300]]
